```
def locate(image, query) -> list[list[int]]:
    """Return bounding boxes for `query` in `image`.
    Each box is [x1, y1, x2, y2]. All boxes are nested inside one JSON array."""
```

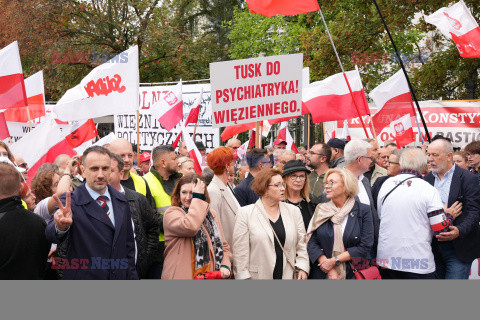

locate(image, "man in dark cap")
[[327, 138, 346, 168], [195, 141, 207, 166]]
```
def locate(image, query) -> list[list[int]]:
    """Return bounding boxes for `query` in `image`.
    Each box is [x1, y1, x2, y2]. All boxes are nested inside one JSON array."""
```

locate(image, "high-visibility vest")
[[130, 172, 147, 196], [21, 199, 28, 210], [144, 172, 171, 242]]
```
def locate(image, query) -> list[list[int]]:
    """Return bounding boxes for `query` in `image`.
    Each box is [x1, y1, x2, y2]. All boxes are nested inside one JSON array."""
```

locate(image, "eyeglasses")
[[17, 163, 28, 169], [360, 156, 374, 162], [388, 161, 400, 165], [0, 152, 9, 157], [323, 180, 335, 187], [308, 151, 326, 157], [289, 174, 306, 181], [268, 183, 286, 189]]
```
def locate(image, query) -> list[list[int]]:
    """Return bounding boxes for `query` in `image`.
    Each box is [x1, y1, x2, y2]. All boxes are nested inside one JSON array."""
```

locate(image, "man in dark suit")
[[45, 146, 138, 280], [234, 148, 270, 207], [344, 140, 379, 256], [425, 138, 480, 279]]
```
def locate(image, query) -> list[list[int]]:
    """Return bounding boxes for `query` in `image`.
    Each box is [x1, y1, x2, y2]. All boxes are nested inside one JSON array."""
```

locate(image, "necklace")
[[286, 199, 303, 210]]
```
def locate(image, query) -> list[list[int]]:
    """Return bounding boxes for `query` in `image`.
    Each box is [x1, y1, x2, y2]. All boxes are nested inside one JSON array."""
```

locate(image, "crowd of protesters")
[[1, 133, 480, 280]]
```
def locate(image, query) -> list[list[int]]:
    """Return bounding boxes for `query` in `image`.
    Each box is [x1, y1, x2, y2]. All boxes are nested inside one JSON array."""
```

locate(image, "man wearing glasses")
[[14, 155, 29, 180], [306, 143, 332, 205], [344, 139, 379, 256]]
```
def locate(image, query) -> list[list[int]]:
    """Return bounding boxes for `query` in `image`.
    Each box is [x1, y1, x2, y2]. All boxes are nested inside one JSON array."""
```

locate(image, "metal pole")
[[372, 0, 431, 143]]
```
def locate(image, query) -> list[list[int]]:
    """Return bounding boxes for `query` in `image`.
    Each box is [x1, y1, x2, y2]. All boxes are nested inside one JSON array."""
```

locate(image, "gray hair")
[[344, 140, 372, 165], [400, 148, 426, 173], [391, 149, 403, 158], [226, 138, 241, 148], [430, 139, 454, 154], [281, 150, 295, 158]]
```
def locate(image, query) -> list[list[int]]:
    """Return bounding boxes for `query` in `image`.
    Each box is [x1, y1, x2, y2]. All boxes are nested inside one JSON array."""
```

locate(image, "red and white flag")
[[181, 125, 202, 175], [0, 111, 10, 140], [65, 119, 98, 149], [53, 46, 139, 121], [340, 120, 351, 141], [247, 0, 319, 17], [303, 68, 370, 124], [151, 80, 183, 131], [370, 70, 416, 134], [275, 122, 298, 153], [0, 41, 28, 109], [184, 87, 203, 126], [10, 116, 76, 180], [425, 1, 480, 58], [4, 70, 45, 122], [235, 141, 249, 160], [390, 114, 415, 148]]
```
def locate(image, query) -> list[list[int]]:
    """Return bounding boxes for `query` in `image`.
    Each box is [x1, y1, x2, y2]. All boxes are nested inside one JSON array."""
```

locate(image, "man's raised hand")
[[53, 192, 73, 231]]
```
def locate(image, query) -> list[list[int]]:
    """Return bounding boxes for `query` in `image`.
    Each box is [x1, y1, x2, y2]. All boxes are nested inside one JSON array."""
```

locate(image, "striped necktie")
[[97, 196, 110, 216]]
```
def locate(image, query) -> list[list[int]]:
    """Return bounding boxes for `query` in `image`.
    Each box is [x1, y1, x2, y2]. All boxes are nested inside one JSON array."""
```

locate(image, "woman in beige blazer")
[[207, 147, 240, 250], [233, 169, 310, 279], [162, 173, 232, 279]]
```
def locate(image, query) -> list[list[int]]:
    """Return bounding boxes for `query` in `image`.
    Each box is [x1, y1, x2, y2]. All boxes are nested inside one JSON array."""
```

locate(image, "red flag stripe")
[[247, 0, 320, 17], [26, 140, 76, 182], [0, 74, 28, 109], [65, 119, 98, 148], [158, 100, 183, 131], [0, 112, 10, 140], [4, 94, 46, 122], [371, 92, 415, 133]]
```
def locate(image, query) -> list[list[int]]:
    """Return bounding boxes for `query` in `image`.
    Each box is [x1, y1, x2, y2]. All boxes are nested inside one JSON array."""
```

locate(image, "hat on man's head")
[[139, 152, 151, 164], [282, 160, 311, 177], [195, 141, 206, 150], [327, 138, 345, 150], [273, 139, 287, 147]]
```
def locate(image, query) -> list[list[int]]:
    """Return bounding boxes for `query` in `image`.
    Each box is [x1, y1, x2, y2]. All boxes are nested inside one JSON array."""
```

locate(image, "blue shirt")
[[85, 185, 115, 227], [432, 164, 456, 205]]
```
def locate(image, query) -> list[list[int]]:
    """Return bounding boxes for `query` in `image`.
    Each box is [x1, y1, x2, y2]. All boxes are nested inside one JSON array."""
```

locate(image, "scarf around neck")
[[306, 197, 355, 279]]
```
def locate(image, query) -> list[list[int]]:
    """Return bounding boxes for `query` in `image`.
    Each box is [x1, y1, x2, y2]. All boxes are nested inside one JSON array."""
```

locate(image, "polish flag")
[[425, 1, 480, 58], [303, 68, 370, 124], [275, 122, 298, 153], [172, 130, 182, 149], [53, 46, 139, 121], [4, 70, 45, 122], [0, 111, 10, 140], [220, 120, 274, 142], [0, 41, 28, 109], [181, 125, 202, 175], [370, 70, 416, 133], [340, 120, 351, 141], [247, 0, 319, 17], [65, 119, 98, 148], [184, 87, 203, 126], [151, 80, 183, 131], [10, 116, 76, 180], [235, 141, 249, 160], [390, 114, 415, 148]]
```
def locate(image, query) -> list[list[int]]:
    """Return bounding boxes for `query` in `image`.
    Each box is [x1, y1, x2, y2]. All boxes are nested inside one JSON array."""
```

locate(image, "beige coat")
[[162, 198, 232, 279], [371, 164, 388, 186], [207, 175, 240, 250], [232, 199, 310, 279]]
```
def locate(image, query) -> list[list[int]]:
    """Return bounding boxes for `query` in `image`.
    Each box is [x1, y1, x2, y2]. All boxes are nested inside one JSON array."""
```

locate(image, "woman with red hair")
[[207, 147, 240, 251], [20, 182, 36, 211]]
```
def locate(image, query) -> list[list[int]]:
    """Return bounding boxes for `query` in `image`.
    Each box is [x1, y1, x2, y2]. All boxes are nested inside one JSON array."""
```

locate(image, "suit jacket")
[[307, 200, 374, 279], [233, 199, 310, 279], [234, 174, 259, 207], [356, 176, 379, 256], [124, 187, 161, 279], [425, 166, 480, 262], [208, 175, 240, 250], [162, 198, 232, 279], [45, 184, 138, 280]]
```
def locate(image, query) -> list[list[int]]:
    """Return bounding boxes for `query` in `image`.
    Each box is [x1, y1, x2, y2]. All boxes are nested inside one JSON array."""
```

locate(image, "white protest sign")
[[114, 83, 219, 152], [210, 53, 303, 127]]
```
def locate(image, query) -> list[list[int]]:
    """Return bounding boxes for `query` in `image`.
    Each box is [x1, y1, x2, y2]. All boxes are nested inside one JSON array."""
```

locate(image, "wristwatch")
[[334, 256, 341, 266]]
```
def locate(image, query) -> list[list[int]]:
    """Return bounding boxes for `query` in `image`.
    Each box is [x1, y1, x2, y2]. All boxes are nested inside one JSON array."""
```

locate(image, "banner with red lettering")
[[210, 53, 303, 127], [53, 46, 139, 121], [324, 100, 480, 148]]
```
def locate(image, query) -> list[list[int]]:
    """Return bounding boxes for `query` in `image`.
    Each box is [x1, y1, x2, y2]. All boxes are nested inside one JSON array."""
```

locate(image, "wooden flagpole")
[[318, 7, 370, 138], [255, 121, 260, 148], [136, 111, 141, 155]]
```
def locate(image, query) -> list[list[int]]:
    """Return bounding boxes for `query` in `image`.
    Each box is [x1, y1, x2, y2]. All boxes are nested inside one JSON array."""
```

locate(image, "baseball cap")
[[139, 152, 151, 164]]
